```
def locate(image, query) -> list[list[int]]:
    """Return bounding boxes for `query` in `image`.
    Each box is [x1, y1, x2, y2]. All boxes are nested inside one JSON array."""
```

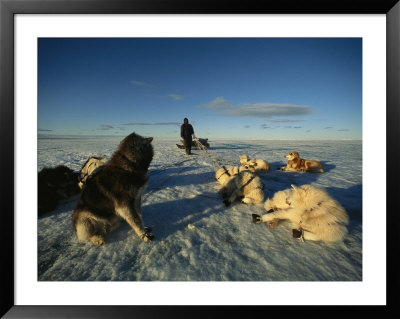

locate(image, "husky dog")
[[252, 184, 349, 242], [215, 165, 239, 185], [78, 155, 108, 189], [239, 155, 270, 173], [72, 132, 154, 246], [215, 166, 240, 200], [38, 165, 80, 215], [279, 151, 324, 173], [216, 166, 264, 206]]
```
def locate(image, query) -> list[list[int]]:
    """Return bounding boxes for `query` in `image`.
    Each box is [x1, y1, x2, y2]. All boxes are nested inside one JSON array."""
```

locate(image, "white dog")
[[215, 165, 239, 185], [216, 166, 264, 206], [252, 184, 349, 242], [239, 155, 270, 173]]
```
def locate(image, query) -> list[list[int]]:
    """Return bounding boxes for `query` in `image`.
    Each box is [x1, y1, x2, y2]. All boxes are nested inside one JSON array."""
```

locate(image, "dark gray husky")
[[72, 132, 154, 246]]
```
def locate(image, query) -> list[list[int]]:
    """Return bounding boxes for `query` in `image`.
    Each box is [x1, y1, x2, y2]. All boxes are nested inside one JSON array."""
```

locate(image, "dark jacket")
[[181, 123, 194, 140]]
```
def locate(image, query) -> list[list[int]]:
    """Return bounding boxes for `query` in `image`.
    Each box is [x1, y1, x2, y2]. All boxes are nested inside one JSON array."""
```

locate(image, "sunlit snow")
[[38, 137, 362, 281]]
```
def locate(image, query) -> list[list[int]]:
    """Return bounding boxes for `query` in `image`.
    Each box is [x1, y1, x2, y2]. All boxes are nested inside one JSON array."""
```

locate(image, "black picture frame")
[[1, 0, 399, 318]]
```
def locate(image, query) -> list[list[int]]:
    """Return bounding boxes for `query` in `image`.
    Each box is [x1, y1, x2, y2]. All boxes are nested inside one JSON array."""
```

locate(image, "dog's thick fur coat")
[[72, 132, 154, 246], [215, 167, 264, 206], [280, 151, 324, 172], [239, 155, 270, 173], [254, 184, 349, 242]]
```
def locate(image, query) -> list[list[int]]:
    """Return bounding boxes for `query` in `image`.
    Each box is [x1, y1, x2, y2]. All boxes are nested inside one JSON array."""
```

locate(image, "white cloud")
[[100, 125, 113, 130], [130, 80, 153, 87], [198, 96, 232, 110], [168, 94, 184, 101], [197, 97, 314, 119], [265, 119, 306, 123], [122, 122, 180, 126]]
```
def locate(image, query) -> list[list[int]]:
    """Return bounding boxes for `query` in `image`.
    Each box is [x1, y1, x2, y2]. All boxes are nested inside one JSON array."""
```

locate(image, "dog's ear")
[[291, 184, 298, 191]]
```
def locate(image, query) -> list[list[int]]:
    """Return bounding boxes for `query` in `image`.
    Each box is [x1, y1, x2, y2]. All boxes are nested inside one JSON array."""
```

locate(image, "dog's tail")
[[309, 164, 324, 173]]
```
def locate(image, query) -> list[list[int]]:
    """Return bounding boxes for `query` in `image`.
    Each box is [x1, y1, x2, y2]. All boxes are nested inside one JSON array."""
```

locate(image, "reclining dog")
[[252, 184, 349, 242], [215, 166, 264, 206], [38, 165, 80, 215], [215, 165, 239, 186], [279, 151, 324, 173], [239, 155, 270, 173]]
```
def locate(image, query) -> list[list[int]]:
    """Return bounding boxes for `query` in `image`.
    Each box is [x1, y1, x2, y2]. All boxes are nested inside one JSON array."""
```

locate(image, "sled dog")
[[78, 155, 108, 189], [215, 165, 239, 185], [216, 167, 264, 206], [215, 166, 240, 201], [72, 132, 154, 246], [279, 151, 324, 172], [38, 165, 80, 215], [239, 155, 270, 173], [252, 184, 349, 242]]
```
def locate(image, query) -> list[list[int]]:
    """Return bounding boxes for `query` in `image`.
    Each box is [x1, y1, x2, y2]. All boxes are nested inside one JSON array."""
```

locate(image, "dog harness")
[[239, 174, 257, 190], [216, 165, 231, 181]]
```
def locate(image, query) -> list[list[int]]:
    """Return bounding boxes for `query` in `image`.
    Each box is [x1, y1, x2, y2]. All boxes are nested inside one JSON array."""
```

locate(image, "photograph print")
[[38, 38, 362, 281]]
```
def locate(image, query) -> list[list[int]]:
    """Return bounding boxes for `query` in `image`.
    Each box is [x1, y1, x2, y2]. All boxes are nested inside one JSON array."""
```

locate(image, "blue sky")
[[38, 38, 362, 140]]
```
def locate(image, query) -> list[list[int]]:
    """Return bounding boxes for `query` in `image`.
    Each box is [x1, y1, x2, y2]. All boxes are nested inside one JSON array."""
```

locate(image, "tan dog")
[[253, 184, 349, 242], [280, 151, 324, 172], [239, 155, 270, 173], [216, 166, 264, 206]]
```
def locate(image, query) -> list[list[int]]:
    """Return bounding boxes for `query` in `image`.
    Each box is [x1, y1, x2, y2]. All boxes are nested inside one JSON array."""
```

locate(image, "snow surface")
[[38, 137, 362, 281]]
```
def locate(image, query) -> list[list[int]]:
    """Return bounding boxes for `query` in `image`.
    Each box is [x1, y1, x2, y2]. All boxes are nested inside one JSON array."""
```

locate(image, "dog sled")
[[176, 137, 210, 150]]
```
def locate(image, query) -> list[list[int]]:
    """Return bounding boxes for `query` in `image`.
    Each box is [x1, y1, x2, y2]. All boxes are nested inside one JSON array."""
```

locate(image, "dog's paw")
[[241, 198, 253, 204], [223, 199, 231, 207], [252, 214, 262, 223], [90, 235, 105, 246], [141, 232, 155, 242], [268, 220, 278, 228], [218, 189, 228, 198], [292, 229, 303, 238]]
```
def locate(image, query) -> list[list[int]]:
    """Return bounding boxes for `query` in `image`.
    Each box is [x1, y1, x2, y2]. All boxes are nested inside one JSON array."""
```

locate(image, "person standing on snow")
[[180, 117, 196, 155]]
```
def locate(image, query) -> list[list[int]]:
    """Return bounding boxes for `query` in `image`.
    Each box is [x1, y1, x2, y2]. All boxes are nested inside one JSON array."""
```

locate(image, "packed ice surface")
[[38, 137, 362, 281]]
